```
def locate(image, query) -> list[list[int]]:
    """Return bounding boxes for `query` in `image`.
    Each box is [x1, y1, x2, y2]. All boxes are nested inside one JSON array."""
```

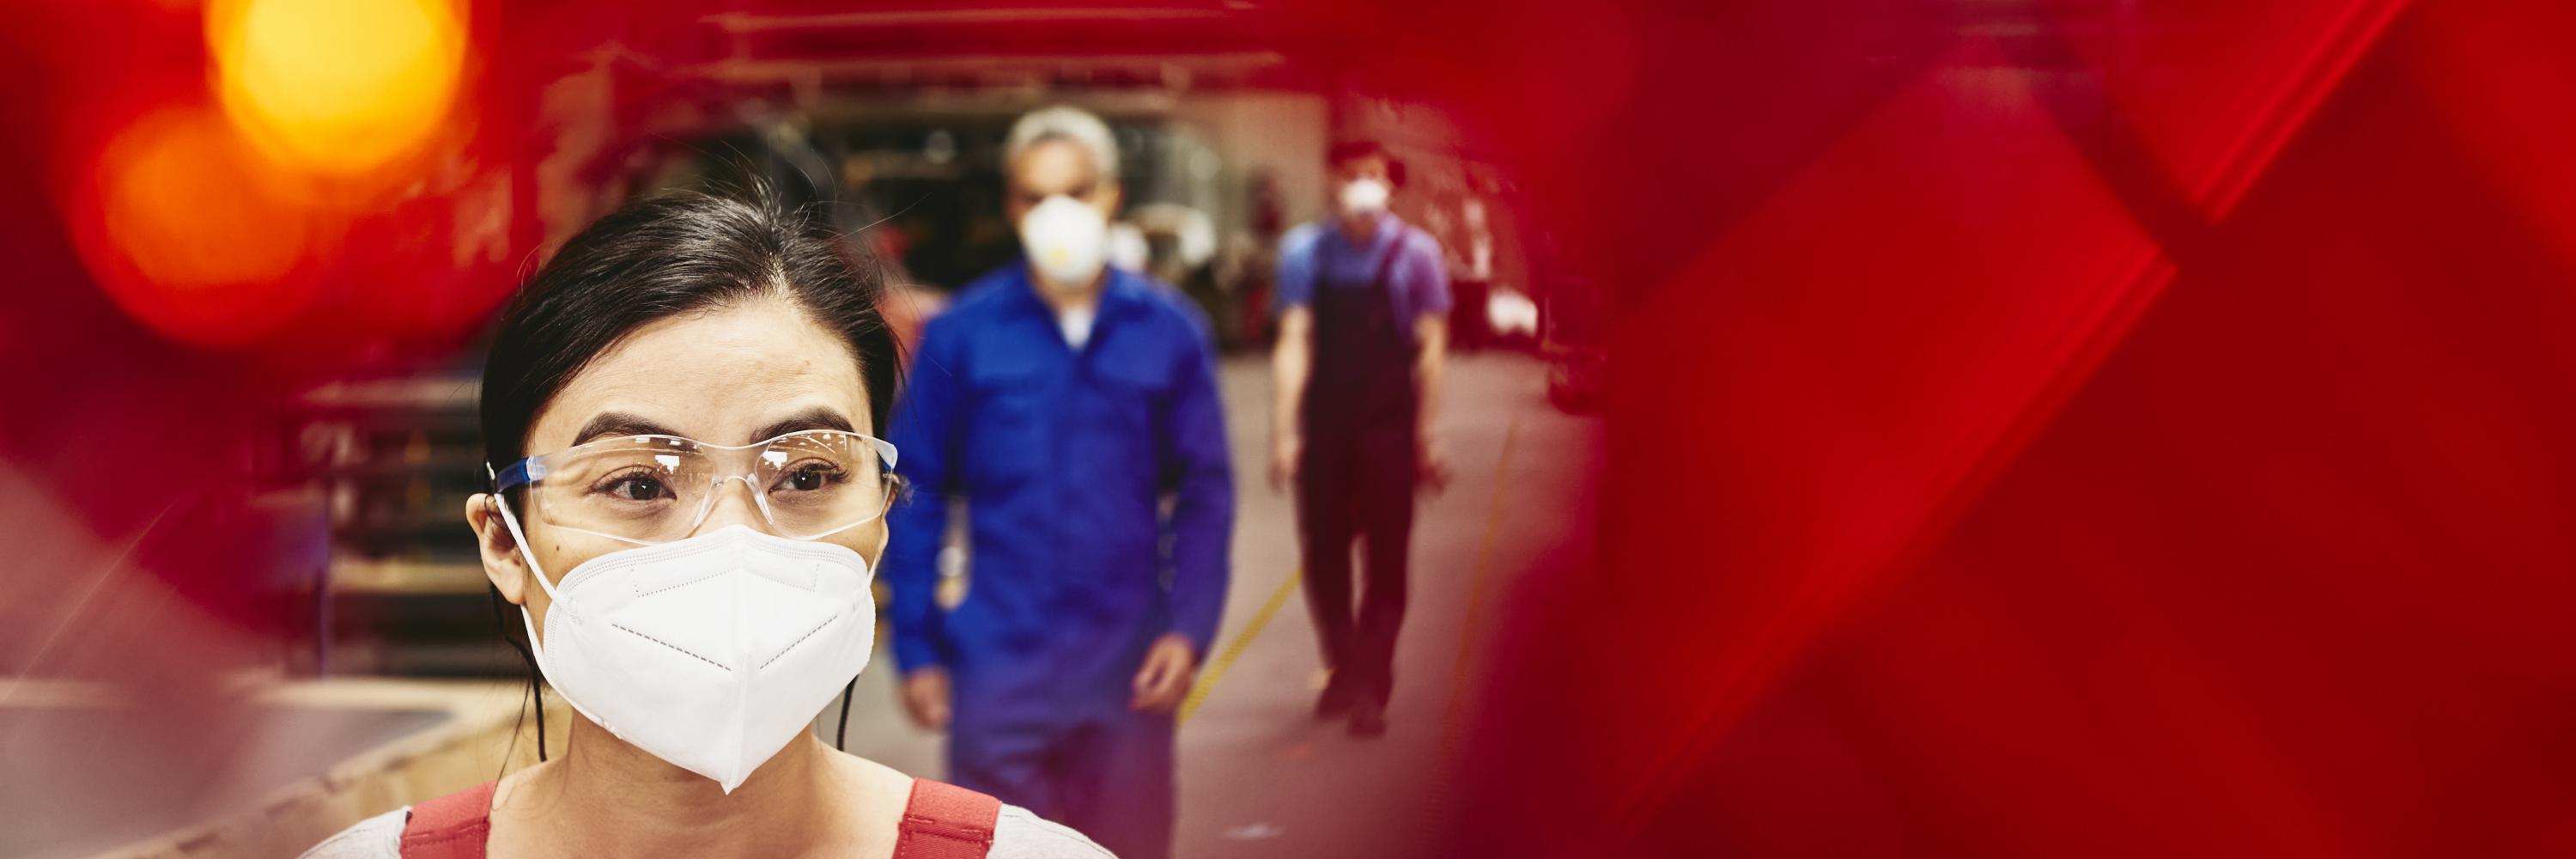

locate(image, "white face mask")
[[495, 513, 877, 793], [1338, 178, 1391, 217], [1019, 194, 1109, 290]]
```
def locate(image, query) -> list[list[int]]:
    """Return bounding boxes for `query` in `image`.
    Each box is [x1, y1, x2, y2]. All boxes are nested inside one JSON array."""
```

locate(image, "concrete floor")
[[817, 350, 1604, 858]]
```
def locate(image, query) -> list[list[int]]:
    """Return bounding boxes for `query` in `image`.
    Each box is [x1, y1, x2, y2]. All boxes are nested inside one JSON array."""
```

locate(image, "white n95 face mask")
[[1019, 194, 1110, 289], [495, 515, 877, 793], [1339, 178, 1391, 216]]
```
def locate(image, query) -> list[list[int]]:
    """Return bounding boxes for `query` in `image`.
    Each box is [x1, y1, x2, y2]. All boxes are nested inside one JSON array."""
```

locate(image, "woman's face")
[[467, 295, 886, 635]]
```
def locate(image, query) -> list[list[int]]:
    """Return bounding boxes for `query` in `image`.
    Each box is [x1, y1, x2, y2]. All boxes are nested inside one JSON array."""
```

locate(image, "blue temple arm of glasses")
[[490, 458, 548, 493]]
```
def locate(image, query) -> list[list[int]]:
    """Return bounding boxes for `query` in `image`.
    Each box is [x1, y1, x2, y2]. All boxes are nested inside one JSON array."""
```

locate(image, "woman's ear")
[[465, 494, 531, 606]]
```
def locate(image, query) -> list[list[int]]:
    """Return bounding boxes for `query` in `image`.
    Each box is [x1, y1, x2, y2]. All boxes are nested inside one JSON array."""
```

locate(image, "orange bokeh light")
[[73, 107, 327, 346], [206, 0, 466, 177]]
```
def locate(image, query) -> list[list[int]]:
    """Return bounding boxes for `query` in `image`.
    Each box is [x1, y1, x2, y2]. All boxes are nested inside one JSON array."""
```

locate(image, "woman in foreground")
[[301, 189, 1113, 858]]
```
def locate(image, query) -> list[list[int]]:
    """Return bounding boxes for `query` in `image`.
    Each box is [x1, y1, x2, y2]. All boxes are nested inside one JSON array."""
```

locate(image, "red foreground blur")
[[1437, 1, 2576, 856]]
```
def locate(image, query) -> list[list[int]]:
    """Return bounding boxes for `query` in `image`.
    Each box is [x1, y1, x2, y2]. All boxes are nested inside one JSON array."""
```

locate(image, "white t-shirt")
[[1057, 305, 1097, 350]]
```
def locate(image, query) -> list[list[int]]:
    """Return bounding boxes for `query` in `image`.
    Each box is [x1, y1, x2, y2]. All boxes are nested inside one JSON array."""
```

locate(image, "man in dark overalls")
[[1268, 139, 1454, 737]]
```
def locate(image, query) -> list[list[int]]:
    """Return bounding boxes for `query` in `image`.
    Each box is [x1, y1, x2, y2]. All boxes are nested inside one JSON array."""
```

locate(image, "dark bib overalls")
[[1297, 234, 1419, 704]]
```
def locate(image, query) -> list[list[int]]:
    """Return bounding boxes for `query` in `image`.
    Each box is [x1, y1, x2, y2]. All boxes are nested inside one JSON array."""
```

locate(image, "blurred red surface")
[[1422, 1, 2576, 856]]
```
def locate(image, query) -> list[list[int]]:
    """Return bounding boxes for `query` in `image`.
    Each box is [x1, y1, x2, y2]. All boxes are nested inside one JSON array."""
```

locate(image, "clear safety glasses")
[[491, 430, 899, 545]]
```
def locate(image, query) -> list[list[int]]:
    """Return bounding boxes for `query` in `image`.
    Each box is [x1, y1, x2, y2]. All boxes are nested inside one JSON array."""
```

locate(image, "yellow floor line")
[[1178, 567, 1303, 724], [1443, 414, 1524, 740]]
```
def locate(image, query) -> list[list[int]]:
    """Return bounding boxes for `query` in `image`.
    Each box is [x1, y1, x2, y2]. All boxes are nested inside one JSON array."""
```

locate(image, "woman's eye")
[[781, 464, 845, 492], [604, 476, 666, 502]]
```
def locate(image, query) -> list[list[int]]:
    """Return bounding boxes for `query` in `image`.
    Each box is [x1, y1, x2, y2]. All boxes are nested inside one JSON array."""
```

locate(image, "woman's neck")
[[494, 713, 890, 857]]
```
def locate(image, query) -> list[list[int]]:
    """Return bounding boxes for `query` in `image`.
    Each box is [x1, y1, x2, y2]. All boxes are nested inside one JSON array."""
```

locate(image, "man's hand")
[[1418, 432, 1454, 495], [1267, 434, 1302, 495], [901, 667, 952, 730], [1130, 633, 1200, 714], [1271, 307, 1312, 496]]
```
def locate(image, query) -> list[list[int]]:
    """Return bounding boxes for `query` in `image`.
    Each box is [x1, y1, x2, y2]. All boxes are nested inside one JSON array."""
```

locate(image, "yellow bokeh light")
[[73, 107, 327, 346], [101, 112, 308, 290], [207, 0, 465, 176]]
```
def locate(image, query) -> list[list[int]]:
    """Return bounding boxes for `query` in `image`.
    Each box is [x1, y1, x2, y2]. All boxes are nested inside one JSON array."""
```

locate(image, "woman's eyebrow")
[[571, 411, 683, 446], [750, 407, 855, 443]]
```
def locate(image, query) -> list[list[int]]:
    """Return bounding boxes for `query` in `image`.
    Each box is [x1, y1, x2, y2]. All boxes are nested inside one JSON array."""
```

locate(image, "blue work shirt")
[[886, 262, 1234, 712], [1273, 213, 1452, 341]]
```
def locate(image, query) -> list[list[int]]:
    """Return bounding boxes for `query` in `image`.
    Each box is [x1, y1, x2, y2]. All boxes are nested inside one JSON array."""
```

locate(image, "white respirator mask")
[[1019, 194, 1111, 290], [1338, 178, 1392, 217], [495, 509, 877, 794]]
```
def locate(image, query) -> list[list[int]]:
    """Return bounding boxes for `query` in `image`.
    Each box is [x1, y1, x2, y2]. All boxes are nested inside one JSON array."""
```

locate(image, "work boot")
[[1349, 693, 1387, 738], [1315, 674, 1356, 720]]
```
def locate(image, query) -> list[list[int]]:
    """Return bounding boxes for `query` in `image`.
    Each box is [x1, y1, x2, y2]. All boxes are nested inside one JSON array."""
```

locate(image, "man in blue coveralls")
[[1269, 139, 1452, 739], [886, 106, 1233, 859]]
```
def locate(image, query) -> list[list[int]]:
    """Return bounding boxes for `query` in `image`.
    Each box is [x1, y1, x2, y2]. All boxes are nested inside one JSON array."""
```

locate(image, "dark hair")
[[1327, 139, 1406, 187], [476, 185, 902, 762], [480, 186, 902, 468]]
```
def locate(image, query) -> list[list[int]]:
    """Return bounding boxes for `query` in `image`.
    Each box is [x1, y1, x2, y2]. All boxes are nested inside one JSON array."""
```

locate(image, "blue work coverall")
[[886, 262, 1233, 859]]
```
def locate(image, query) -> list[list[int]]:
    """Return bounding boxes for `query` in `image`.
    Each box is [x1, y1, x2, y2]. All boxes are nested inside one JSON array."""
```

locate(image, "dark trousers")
[[950, 704, 1175, 859], [1296, 423, 1417, 703]]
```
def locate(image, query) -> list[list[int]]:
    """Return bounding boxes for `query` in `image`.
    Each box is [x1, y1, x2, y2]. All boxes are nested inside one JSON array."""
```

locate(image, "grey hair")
[[1004, 106, 1120, 182]]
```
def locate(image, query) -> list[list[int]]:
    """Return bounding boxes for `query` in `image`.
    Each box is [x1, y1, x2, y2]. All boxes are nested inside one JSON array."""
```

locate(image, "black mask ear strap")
[[488, 586, 549, 776], [535, 678, 549, 761], [835, 678, 857, 750]]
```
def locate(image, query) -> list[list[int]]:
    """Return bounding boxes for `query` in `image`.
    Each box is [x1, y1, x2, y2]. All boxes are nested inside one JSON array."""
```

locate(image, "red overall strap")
[[893, 778, 1001, 859], [397, 780, 496, 859], [393, 777, 994, 857]]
